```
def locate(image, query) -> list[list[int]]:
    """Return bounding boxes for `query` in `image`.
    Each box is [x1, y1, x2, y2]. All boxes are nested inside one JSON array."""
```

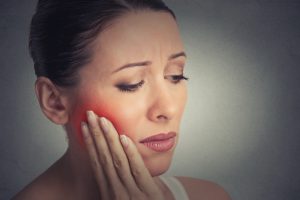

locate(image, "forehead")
[[92, 11, 184, 67]]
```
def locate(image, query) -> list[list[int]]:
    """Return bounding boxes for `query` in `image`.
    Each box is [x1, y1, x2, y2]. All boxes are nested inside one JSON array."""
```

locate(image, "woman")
[[13, 0, 230, 199]]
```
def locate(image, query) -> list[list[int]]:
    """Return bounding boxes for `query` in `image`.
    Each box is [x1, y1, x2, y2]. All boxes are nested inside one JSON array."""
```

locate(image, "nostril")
[[157, 115, 168, 121]]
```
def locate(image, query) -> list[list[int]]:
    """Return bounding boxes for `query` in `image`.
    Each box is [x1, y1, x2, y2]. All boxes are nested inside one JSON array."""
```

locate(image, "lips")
[[139, 132, 177, 152]]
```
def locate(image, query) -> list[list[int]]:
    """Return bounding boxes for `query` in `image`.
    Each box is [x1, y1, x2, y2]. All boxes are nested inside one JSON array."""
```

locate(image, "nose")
[[147, 84, 178, 123]]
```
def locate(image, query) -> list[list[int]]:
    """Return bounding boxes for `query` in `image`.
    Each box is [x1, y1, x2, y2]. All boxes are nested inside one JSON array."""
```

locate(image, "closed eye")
[[167, 74, 189, 84], [116, 80, 145, 92], [116, 74, 189, 93]]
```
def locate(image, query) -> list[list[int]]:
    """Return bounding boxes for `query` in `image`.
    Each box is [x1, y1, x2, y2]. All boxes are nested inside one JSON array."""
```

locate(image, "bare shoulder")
[[175, 176, 231, 200], [12, 177, 56, 200], [12, 161, 66, 200]]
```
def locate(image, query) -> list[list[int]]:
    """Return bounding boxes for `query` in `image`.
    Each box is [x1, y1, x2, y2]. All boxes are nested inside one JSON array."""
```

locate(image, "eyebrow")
[[168, 51, 187, 60], [112, 51, 187, 74]]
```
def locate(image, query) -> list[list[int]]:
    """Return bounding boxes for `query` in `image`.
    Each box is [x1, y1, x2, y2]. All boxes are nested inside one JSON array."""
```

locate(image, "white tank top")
[[159, 176, 190, 200]]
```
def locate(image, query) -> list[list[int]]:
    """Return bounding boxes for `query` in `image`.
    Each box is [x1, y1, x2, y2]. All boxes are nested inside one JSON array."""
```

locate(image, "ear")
[[35, 77, 70, 125]]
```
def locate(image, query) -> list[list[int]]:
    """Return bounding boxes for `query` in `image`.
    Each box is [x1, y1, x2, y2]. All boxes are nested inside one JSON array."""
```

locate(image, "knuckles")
[[91, 126, 102, 137], [92, 158, 100, 168], [131, 167, 142, 178], [112, 156, 123, 170], [100, 154, 112, 167]]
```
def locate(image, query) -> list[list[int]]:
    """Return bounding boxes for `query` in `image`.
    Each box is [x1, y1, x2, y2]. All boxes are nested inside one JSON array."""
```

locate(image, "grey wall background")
[[0, 0, 299, 199]]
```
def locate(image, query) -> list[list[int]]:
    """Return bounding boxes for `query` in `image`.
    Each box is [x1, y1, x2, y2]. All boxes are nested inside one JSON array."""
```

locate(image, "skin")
[[12, 11, 231, 200], [69, 10, 188, 176]]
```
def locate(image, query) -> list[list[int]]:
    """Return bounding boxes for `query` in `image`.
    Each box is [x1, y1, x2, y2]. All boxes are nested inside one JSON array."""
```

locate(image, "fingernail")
[[120, 135, 128, 148], [100, 117, 109, 133], [87, 110, 96, 122], [81, 122, 89, 138]]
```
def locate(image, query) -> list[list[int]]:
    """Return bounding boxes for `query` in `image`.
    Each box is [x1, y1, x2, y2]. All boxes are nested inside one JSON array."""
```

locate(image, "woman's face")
[[69, 11, 187, 176]]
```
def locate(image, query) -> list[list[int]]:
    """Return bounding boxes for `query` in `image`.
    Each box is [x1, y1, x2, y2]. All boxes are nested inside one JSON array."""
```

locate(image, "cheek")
[[70, 94, 141, 147]]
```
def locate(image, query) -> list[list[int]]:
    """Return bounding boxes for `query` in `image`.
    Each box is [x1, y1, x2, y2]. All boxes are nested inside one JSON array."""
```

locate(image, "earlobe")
[[35, 77, 69, 125]]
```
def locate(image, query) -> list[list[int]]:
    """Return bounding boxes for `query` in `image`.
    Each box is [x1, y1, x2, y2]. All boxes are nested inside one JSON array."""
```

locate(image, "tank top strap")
[[159, 176, 190, 200]]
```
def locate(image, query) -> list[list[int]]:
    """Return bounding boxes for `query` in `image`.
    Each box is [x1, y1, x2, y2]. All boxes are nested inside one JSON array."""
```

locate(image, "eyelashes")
[[116, 80, 145, 93], [169, 74, 189, 83], [116, 74, 189, 93]]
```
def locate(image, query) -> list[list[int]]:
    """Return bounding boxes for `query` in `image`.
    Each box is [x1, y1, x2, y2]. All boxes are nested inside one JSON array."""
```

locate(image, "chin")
[[144, 152, 174, 177]]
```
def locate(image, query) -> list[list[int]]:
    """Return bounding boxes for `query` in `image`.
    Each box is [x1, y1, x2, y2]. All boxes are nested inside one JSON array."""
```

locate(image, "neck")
[[60, 145, 100, 199]]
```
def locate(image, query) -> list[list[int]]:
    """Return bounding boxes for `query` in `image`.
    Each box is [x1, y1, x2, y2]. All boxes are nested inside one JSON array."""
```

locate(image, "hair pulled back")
[[29, 0, 175, 87]]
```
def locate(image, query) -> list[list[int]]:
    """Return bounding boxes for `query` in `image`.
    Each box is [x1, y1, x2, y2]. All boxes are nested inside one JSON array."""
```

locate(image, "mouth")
[[139, 132, 177, 152]]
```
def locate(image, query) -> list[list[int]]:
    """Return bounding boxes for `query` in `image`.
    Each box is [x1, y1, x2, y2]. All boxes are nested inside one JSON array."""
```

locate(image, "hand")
[[81, 111, 165, 200]]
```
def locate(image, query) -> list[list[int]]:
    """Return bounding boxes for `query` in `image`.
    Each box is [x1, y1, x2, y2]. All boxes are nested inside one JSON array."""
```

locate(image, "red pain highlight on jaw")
[[70, 103, 124, 148]]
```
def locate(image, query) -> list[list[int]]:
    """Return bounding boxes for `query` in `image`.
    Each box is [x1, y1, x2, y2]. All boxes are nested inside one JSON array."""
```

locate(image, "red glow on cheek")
[[70, 100, 124, 148]]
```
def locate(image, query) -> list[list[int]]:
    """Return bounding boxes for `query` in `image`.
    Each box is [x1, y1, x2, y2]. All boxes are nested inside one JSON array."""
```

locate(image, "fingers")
[[81, 122, 110, 200], [82, 110, 161, 198], [85, 111, 125, 195], [99, 117, 143, 195], [119, 134, 159, 196]]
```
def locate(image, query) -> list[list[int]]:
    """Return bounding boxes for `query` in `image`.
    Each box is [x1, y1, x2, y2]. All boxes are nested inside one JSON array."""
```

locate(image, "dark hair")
[[29, 0, 175, 87]]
